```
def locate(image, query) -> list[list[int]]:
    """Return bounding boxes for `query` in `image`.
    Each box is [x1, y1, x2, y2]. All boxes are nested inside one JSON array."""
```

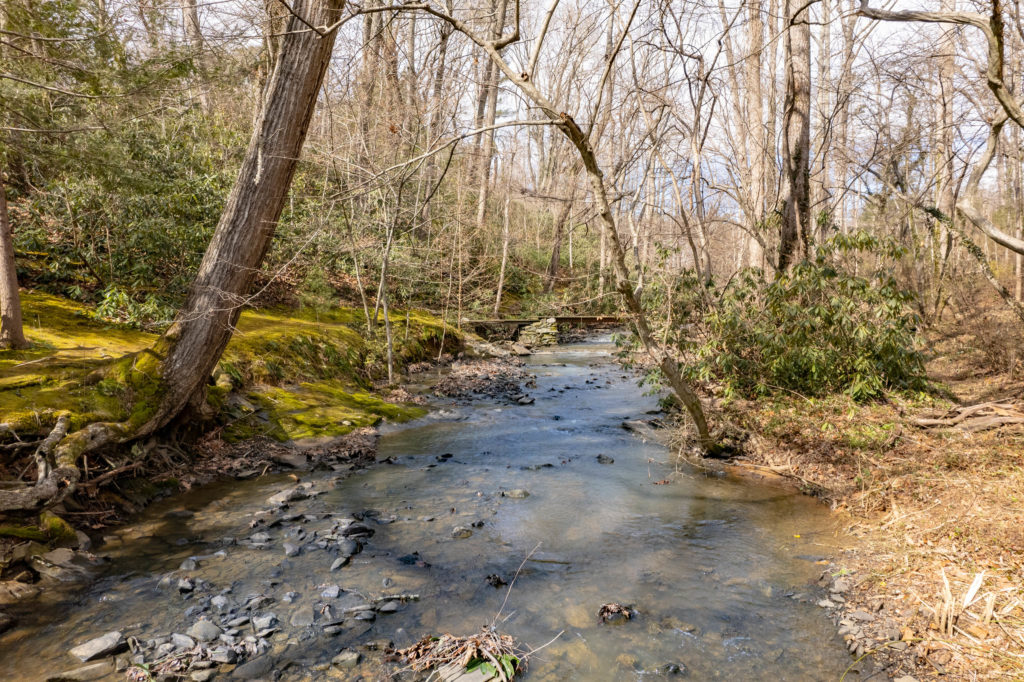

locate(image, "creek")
[[1, 338, 853, 680]]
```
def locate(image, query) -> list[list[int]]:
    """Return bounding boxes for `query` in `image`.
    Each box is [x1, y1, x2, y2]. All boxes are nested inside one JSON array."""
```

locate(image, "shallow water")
[[1, 339, 853, 680]]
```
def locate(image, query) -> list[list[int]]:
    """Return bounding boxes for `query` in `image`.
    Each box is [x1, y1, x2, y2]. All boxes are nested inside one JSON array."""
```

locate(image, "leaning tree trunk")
[[0, 0, 346, 514], [443, 17, 718, 452], [158, 0, 345, 422], [0, 170, 27, 350]]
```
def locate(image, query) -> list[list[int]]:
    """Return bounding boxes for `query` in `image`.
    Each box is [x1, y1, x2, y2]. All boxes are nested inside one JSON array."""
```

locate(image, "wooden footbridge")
[[464, 315, 622, 338]]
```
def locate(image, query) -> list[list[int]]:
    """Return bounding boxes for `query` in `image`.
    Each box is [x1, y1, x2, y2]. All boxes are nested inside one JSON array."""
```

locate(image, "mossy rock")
[[224, 381, 427, 442], [0, 525, 48, 542], [39, 512, 76, 544]]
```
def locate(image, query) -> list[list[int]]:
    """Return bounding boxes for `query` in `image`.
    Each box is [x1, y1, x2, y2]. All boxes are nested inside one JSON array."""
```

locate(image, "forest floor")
[[696, 326, 1024, 680]]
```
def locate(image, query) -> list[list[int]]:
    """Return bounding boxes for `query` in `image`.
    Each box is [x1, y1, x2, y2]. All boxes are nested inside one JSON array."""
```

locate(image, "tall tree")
[[780, 0, 812, 271], [0, 170, 27, 350]]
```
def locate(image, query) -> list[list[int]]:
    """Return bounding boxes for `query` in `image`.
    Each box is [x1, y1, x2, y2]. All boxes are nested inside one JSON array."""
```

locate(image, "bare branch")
[[858, 0, 1024, 128]]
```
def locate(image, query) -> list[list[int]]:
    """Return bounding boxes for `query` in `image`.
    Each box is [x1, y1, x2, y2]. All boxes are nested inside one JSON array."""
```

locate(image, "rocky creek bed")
[[1, 339, 865, 680]]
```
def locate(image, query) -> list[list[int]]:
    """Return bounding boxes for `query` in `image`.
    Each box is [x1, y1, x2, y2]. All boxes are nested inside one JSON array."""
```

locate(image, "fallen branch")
[[914, 402, 1024, 432]]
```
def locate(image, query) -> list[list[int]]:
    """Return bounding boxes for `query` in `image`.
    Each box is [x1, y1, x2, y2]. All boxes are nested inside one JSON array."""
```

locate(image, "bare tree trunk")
[[381, 279, 394, 384], [180, 0, 209, 112], [811, 0, 831, 236], [780, 0, 812, 271], [0, 171, 28, 350], [494, 191, 511, 315], [745, 0, 767, 267], [419, 8, 453, 230], [1015, 125, 1023, 300], [473, 0, 509, 232], [544, 194, 573, 293]]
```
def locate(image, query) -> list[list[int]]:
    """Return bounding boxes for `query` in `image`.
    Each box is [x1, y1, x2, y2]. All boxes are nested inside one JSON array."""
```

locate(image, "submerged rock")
[[231, 655, 273, 679], [289, 605, 315, 627], [332, 650, 360, 668], [377, 601, 400, 614], [0, 580, 40, 605], [30, 548, 99, 583], [450, 526, 473, 539], [46, 660, 114, 681]]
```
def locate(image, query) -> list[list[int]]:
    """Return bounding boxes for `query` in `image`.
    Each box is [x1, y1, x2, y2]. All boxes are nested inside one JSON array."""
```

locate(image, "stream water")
[[1, 338, 854, 680]]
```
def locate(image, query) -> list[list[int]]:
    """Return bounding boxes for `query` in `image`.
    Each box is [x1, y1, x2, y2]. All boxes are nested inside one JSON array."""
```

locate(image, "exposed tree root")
[[0, 413, 147, 513], [0, 413, 71, 513]]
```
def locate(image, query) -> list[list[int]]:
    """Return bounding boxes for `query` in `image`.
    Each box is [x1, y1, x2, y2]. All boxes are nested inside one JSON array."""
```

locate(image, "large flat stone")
[[69, 631, 125, 662]]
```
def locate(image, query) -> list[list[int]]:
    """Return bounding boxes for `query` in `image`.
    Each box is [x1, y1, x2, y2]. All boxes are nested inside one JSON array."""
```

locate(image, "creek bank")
[[673, 383, 1024, 680]]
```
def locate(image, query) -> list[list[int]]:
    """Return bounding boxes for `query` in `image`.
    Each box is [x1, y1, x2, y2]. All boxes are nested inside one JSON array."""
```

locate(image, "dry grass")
[[396, 628, 524, 681]]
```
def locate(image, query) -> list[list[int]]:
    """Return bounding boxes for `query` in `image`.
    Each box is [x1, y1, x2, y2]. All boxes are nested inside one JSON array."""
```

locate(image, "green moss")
[[2, 295, 456, 450], [224, 381, 426, 442], [0, 525, 48, 542], [0, 293, 158, 436], [39, 511, 76, 543]]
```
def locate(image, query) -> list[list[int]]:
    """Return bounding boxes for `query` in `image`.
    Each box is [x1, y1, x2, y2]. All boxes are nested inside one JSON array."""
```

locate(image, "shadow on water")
[[0, 338, 853, 680]]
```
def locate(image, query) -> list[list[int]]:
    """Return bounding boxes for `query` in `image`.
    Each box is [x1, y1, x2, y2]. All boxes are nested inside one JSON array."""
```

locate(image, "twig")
[[492, 542, 541, 628]]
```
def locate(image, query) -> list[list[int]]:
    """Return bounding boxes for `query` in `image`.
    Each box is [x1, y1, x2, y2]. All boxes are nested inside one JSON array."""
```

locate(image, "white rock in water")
[[46, 660, 114, 681], [267, 486, 309, 506], [502, 489, 530, 499], [69, 631, 125, 662], [332, 650, 361, 668]]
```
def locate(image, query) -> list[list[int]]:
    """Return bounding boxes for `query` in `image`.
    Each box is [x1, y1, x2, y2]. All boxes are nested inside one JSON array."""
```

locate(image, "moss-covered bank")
[[0, 291, 458, 446]]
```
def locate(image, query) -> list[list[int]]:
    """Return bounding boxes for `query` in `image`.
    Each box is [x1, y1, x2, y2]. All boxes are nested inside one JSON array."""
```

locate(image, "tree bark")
[[780, 0, 812, 271], [156, 0, 346, 424], [180, 0, 209, 112], [493, 191, 511, 315], [744, 0, 767, 267], [0, 170, 28, 350], [473, 0, 509, 232], [544, 194, 573, 293]]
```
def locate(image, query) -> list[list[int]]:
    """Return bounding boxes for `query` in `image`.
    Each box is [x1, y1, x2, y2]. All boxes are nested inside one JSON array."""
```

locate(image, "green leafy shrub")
[[93, 285, 175, 331], [682, 232, 928, 401]]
